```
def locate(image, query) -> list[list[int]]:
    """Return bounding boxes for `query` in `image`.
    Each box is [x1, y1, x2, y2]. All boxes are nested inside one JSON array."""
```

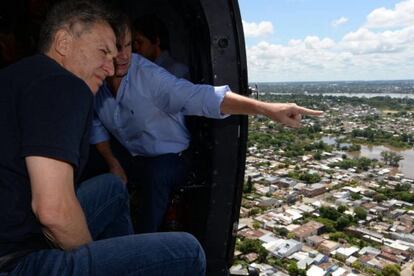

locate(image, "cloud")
[[331, 17, 349, 27], [245, 0, 414, 81], [341, 26, 414, 54], [242, 20, 274, 38], [365, 0, 414, 29], [304, 36, 335, 49], [246, 26, 414, 81]]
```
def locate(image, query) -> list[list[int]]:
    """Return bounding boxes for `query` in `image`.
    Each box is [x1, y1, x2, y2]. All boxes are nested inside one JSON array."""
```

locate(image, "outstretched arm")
[[220, 91, 323, 127]]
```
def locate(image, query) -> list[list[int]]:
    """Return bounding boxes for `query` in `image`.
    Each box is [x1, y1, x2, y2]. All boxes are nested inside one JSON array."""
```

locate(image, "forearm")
[[27, 156, 92, 250], [41, 199, 92, 250], [220, 91, 275, 116], [95, 140, 122, 169], [220, 91, 323, 127]]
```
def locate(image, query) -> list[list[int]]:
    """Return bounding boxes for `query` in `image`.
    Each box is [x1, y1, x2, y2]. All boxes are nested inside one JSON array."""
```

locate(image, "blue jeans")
[[131, 153, 189, 233], [4, 174, 205, 275]]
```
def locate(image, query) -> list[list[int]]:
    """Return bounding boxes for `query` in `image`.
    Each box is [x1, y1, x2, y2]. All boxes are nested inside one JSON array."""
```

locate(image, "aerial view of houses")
[[231, 88, 414, 276]]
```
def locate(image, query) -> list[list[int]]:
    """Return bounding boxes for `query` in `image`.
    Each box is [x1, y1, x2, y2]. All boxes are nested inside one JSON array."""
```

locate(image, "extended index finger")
[[297, 107, 324, 116]]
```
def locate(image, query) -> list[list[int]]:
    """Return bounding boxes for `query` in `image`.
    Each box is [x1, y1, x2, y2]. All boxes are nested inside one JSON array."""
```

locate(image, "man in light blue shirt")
[[90, 16, 322, 233]]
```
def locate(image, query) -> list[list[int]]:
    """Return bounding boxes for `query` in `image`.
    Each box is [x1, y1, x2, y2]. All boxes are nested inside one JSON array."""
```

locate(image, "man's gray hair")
[[38, 0, 114, 53]]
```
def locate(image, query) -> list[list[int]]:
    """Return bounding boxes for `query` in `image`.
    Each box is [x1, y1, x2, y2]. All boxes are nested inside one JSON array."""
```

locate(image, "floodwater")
[[349, 145, 414, 179], [322, 136, 414, 179]]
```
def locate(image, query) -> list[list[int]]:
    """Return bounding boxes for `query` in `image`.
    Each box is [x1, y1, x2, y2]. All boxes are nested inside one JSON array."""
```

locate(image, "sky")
[[238, 0, 414, 82]]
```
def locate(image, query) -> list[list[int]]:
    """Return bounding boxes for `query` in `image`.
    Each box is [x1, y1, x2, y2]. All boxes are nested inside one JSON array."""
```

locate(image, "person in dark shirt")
[[0, 1, 206, 275], [132, 15, 189, 79]]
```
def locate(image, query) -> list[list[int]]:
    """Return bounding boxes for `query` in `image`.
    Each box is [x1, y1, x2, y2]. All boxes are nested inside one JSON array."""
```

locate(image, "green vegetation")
[[319, 206, 342, 221], [381, 264, 400, 276], [381, 151, 404, 167], [316, 207, 351, 232], [350, 192, 363, 200], [354, 207, 368, 220], [375, 183, 414, 203], [347, 144, 361, 151], [249, 207, 262, 216], [329, 157, 375, 172], [236, 238, 268, 263], [287, 261, 306, 276], [336, 216, 352, 230], [252, 221, 261, 230], [337, 205, 348, 213], [351, 128, 413, 148], [274, 227, 288, 237], [287, 171, 321, 184], [248, 120, 329, 158]]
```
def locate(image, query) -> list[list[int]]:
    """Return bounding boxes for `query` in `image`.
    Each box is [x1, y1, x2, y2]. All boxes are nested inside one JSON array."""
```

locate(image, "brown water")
[[322, 136, 414, 179], [348, 145, 414, 179]]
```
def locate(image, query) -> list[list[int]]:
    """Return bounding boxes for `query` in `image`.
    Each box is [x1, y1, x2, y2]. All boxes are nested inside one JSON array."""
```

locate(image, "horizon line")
[[249, 79, 414, 84]]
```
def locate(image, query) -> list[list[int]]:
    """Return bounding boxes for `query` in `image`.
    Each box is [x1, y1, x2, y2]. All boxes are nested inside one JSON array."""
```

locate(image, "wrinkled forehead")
[[74, 21, 117, 53], [66, 20, 111, 38]]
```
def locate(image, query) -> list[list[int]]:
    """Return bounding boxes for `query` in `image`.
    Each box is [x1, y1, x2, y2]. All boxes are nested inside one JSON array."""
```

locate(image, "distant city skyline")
[[239, 0, 414, 82]]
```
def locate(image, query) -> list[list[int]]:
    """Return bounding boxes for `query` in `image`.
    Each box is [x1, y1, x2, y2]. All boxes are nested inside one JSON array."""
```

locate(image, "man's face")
[[63, 22, 117, 93], [133, 32, 158, 61], [114, 28, 132, 78]]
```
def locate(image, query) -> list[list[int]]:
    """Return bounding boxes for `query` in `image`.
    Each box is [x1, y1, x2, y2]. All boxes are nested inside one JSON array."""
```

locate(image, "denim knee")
[[179, 232, 206, 275], [98, 173, 129, 200]]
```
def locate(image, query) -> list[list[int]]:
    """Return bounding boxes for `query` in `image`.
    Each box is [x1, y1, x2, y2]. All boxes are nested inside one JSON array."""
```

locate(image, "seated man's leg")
[[76, 173, 134, 239], [134, 153, 188, 233], [9, 232, 205, 276]]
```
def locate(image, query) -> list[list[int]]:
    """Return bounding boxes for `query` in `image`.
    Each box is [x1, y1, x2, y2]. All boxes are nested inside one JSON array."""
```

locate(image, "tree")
[[373, 193, 387, 202], [395, 183, 411, 192], [354, 207, 367, 221], [287, 261, 300, 276], [275, 227, 288, 237], [237, 238, 268, 263], [319, 206, 341, 221], [350, 192, 362, 200], [252, 221, 261, 230], [249, 207, 261, 216], [352, 261, 362, 271], [287, 232, 296, 240], [381, 264, 400, 276], [381, 151, 403, 167], [337, 205, 348, 213], [329, 232, 347, 241], [348, 144, 361, 152], [336, 216, 351, 230]]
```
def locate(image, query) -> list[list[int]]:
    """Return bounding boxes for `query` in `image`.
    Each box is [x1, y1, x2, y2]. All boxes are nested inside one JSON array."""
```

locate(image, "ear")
[[53, 29, 73, 56], [155, 37, 161, 47]]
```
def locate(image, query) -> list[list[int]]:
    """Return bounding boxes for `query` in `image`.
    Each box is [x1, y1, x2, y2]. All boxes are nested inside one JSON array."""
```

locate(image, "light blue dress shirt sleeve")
[[135, 59, 230, 119], [91, 54, 232, 156], [89, 112, 110, 144]]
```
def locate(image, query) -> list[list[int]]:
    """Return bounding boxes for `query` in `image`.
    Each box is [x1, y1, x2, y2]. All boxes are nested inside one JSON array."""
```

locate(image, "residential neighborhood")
[[231, 93, 414, 276]]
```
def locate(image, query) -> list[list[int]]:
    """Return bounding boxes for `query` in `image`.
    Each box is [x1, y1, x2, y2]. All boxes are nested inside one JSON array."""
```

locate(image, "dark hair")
[[38, 0, 114, 53], [111, 11, 132, 46], [132, 15, 169, 50]]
